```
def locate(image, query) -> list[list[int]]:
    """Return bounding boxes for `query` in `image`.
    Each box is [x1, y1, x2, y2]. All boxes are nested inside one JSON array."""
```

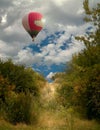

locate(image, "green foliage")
[[83, 0, 92, 15], [56, 0, 100, 121], [0, 59, 46, 124], [56, 82, 73, 108], [5, 92, 36, 124], [83, 0, 100, 27], [77, 1, 100, 48], [0, 59, 39, 96], [71, 62, 100, 119], [73, 0, 100, 119], [0, 75, 15, 108]]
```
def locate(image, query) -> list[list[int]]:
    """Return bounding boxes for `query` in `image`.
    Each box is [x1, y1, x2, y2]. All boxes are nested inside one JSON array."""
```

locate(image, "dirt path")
[[41, 82, 56, 100], [38, 82, 67, 130], [38, 110, 67, 130]]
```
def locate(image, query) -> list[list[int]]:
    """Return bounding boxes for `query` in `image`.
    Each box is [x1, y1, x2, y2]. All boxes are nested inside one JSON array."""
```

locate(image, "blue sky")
[[0, 0, 99, 80]]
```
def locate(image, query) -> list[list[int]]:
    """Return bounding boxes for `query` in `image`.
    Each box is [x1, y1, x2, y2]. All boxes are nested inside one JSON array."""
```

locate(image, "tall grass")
[[0, 83, 100, 130], [0, 105, 100, 130]]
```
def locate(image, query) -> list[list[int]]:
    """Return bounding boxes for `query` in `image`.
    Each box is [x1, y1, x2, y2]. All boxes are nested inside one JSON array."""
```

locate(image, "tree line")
[[53, 0, 100, 120], [0, 59, 46, 124]]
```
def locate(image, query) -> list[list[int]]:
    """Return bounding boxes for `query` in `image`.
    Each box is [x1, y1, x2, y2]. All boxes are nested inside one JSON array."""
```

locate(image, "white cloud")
[[42, 38, 84, 66], [0, 0, 98, 71], [46, 72, 56, 80], [1, 14, 7, 24], [0, 40, 19, 56], [14, 47, 43, 66]]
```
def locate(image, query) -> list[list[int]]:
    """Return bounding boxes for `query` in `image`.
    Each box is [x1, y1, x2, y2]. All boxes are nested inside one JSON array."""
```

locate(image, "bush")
[[0, 59, 46, 124], [0, 59, 39, 96], [5, 92, 35, 124], [0, 75, 15, 117]]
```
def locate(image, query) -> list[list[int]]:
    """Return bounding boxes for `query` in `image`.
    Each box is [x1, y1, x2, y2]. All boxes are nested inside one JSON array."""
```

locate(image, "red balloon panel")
[[28, 12, 43, 31]]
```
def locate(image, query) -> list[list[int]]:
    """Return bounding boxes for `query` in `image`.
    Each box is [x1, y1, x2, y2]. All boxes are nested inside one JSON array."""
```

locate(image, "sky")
[[0, 0, 99, 81]]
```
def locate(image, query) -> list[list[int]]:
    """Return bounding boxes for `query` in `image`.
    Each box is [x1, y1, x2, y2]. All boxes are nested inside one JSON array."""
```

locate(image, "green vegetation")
[[0, 59, 46, 124], [54, 0, 100, 121], [0, 85, 100, 130], [0, 0, 100, 129]]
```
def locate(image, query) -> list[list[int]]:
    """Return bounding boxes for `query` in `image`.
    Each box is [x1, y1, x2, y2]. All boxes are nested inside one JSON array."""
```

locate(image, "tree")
[[56, 0, 100, 120], [0, 59, 39, 96], [72, 0, 100, 119], [0, 75, 15, 105], [0, 59, 46, 124]]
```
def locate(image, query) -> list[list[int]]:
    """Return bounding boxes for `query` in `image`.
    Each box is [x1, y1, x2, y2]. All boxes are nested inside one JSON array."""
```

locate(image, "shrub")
[[5, 92, 35, 124]]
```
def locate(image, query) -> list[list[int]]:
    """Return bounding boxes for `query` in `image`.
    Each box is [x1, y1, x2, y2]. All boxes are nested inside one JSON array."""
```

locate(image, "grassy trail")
[[0, 109, 100, 130], [0, 82, 100, 130]]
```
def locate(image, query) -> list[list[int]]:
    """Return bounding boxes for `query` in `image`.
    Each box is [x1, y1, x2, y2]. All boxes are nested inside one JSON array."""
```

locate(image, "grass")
[[0, 106, 100, 130], [0, 83, 100, 130]]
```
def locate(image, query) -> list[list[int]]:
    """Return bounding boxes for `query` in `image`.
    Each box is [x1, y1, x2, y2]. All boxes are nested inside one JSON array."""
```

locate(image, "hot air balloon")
[[22, 12, 45, 41]]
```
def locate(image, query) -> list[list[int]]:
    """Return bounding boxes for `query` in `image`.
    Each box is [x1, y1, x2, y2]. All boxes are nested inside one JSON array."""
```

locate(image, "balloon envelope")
[[22, 12, 44, 40]]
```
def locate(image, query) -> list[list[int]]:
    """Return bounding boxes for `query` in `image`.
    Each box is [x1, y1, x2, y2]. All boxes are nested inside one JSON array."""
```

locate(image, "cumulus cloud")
[[41, 37, 84, 66], [46, 72, 56, 80], [14, 47, 43, 66], [0, 0, 98, 74]]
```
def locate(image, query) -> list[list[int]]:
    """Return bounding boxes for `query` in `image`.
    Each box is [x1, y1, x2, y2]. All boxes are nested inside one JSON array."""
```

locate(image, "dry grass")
[[0, 83, 100, 130], [0, 109, 100, 130]]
